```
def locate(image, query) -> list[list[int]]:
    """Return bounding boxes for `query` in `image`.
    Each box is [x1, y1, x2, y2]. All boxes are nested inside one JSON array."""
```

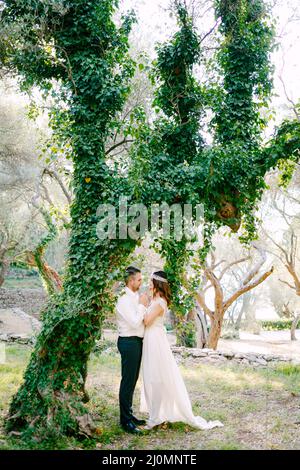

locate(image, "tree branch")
[[278, 278, 296, 290], [223, 267, 274, 312], [204, 268, 223, 312], [195, 292, 214, 320], [218, 256, 251, 281], [105, 138, 134, 156], [43, 168, 72, 204]]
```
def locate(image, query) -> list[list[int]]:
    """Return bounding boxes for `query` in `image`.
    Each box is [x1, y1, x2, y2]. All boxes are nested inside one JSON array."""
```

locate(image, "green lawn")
[[0, 343, 300, 450]]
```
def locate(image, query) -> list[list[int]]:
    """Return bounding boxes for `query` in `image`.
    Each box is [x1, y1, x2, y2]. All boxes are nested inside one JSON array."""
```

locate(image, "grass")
[[0, 342, 300, 450]]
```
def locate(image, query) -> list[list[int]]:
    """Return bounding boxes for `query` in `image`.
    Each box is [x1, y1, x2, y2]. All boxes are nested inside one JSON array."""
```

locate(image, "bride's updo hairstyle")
[[152, 271, 171, 306]]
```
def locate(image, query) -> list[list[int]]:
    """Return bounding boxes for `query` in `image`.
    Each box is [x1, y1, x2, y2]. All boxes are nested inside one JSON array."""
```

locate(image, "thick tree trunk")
[[3, 0, 139, 440], [6, 251, 133, 438], [207, 314, 223, 350], [6, 290, 99, 436], [6, 167, 135, 438], [291, 314, 300, 341]]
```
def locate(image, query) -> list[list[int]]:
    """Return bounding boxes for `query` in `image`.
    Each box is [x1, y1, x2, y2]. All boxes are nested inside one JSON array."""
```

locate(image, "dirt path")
[[218, 330, 300, 358]]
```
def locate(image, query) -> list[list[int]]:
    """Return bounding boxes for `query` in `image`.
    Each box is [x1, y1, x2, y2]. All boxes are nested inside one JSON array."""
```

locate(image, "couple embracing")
[[116, 266, 224, 434]]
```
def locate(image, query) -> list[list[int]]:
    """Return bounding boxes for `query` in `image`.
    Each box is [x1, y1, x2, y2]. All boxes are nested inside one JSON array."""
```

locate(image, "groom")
[[116, 266, 149, 434]]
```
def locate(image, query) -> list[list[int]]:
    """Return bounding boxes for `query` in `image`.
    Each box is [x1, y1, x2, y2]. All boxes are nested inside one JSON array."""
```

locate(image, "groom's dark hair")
[[124, 266, 141, 285]]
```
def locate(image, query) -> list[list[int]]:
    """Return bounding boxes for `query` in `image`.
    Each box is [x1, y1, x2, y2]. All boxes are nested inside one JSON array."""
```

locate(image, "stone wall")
[[91, 340, 300, 367], [171, 346, 300, 367]]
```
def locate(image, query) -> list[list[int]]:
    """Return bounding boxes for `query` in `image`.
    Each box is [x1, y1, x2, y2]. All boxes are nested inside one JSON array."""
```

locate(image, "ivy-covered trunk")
[[1, 0, 137, 438], [6, 175, 119, 437]]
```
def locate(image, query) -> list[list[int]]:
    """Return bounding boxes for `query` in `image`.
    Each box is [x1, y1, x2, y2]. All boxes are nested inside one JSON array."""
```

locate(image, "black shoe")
[[131, 416, 146, 426], [121, 421, 144, 435]]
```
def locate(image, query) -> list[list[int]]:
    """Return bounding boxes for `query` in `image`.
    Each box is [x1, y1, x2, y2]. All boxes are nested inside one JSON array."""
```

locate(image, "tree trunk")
[[4, 0, 137, 440], [291, 314, 300, 341], [0, 258, 10, 287], [6, 246, 133, 438], [6, 151, 136, 438], [234, 292, 251, 332], [243, 301, 260, 334], [6, 297, 100, 437], [233, 308, 243, 337], [207, 314, 223, 350], [25, 251, 63, 294], [195, 307, 208, 348]]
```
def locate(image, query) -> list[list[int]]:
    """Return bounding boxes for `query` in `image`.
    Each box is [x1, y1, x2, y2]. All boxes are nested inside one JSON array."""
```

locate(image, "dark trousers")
[[117, 336, 143, 425]]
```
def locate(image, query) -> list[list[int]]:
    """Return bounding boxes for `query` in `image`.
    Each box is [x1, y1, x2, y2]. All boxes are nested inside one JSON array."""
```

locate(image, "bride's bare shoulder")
[[155, 296, 167, 309]]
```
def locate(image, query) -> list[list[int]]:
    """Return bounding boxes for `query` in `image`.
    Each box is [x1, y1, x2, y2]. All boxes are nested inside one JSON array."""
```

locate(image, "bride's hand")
[[139, 293, 149, 307]]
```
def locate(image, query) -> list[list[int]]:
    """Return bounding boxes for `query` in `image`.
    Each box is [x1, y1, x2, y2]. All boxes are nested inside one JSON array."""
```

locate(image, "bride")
[[139, 270, 224, 431]]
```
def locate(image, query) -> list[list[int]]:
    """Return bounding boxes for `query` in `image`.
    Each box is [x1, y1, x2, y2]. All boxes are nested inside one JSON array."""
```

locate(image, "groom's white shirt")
[[116, 286, 147, 338]]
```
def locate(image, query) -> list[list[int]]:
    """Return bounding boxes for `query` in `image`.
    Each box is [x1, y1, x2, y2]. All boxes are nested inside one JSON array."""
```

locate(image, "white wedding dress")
[[140, 296, 224, 430]]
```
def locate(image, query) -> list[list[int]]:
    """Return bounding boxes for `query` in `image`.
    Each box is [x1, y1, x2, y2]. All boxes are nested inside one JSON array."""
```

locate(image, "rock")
[[222, 351, 235, 359], [9, 333, 31, 344], [215, 355, 228, 362], [19, 337, 31, 344], [269, 355, 283, 361], [263, 355, 274, 362], [191, 351, 208, 357], [235, 353, 246, 359], [254, 358, 268, 366], [171, 346, 186, 353], [9, 334, 22, 340], [167, 345, 298, 368], [244, 354, 261, 362]]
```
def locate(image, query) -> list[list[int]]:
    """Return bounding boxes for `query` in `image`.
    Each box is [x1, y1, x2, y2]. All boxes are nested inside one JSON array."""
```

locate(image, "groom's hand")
[[139, 293, 149, 307]]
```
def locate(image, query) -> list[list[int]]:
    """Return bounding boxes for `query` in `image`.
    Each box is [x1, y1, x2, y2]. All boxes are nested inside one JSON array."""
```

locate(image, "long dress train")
[[140, 296, 224, 430]]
